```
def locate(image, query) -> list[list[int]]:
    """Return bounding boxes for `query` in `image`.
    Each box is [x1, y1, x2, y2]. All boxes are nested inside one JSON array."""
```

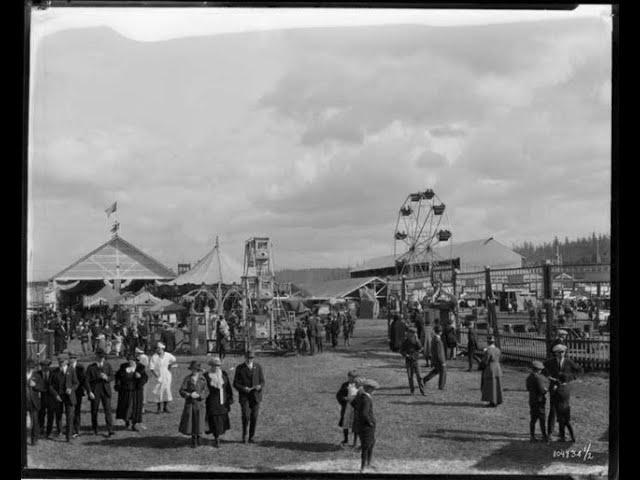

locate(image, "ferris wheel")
[[393, 188, 453, 278]]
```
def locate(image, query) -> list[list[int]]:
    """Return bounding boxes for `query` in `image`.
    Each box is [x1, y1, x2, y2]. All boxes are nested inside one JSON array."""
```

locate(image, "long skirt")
[[341, 404, 355, 432], [481, 373, 503, 405], [179, 399, 206, 436], [116, 389, 144, 423], [207, 412, 231, 437]]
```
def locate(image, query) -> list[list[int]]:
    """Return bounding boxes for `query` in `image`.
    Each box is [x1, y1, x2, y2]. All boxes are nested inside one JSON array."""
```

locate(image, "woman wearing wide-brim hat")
[[179, 361, 209, 447], [204, 356, 234, 447]]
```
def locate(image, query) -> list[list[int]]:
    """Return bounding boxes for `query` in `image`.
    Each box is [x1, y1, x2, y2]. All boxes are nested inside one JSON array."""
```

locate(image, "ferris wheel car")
[[438, 230, 452, 242], [423, 189, 435, 199], [409, 192, 423, 202], [433, 204, 446, 215], [395, 231, 408, 240], [400, 206, 413, 216]]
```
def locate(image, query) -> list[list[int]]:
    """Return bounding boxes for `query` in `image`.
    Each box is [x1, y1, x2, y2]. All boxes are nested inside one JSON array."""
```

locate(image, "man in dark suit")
[[306, 316, 317, 355], [84, 349, 115, 436], [400, 326, 425, 395], [53, 317, 68, 355], [467, 321, 484, 371], [37, 359, 56, 438], [423, 325, 447, 390], [542, 344, 582, 438], [389, 314, 406, 352], [26, 359, 46, 446], [233, 350, 265, 443], [49, 354, 79, 442], [69, 353, 86, 437]]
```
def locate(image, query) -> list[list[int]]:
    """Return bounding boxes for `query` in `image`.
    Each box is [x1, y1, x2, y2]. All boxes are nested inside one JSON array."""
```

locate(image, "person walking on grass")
[[26, 359, 46, 446], [336, 370, 359, 446], [204, 357, 234, 448], [179, 361, 209, 448], [480, 336, 503, 407], [315, 316, 324, 354], [115, 353, 147, 431], [466, 320, 484, 371], [352, 378, 379, 473], [400, 326, 425, 395], [233, 350, 265, 443], [84, 349, 115, 436], [543, 343, 582, 438], [69, 353, 86, 438], [307, 316, 317, 356], [149, 342, 178, 413], [49, 354, 79, 442], [526, 360, 549, 443], [551, 373, 576, 443], [423, 325, 447, 390]]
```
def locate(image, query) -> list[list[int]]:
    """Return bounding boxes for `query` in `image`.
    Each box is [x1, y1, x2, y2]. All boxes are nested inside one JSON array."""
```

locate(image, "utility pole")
[[543, 260, 554, 357]]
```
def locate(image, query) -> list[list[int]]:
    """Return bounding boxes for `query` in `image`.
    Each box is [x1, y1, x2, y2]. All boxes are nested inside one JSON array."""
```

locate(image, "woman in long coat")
[[179, 361, 209, 448], [115, 354, 148, 430], [480, 336, 503, 407], [203, 357, 233, 447]]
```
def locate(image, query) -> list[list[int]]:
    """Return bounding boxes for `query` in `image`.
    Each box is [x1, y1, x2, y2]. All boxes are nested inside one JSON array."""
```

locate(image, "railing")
[[458, 328, 609, 371]]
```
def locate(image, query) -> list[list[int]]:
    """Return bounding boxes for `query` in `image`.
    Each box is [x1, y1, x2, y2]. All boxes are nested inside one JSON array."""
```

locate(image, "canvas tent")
[[170, 239, 243, 286], [148, 299, 186, 314], [83, 284, 121, 308]]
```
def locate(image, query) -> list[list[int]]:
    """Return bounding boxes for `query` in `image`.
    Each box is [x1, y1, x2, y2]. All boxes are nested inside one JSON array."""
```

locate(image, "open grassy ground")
[[26, 319, 609, 475]]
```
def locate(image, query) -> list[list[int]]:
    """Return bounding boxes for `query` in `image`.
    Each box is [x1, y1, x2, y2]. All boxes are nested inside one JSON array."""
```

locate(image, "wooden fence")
[[458, 328, 609, 371]]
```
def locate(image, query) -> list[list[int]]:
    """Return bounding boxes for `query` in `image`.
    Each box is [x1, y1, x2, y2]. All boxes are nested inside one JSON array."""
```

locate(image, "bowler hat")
[[69, 353, 78, 359], [26, 359, 37, 369], [95, 349, 107, 357], [134, 347, 144, 354], [39, 359, 51, 366], [245, 350, 256, 359], [486, 335, 495, 343], [57, 354, 69, 362], [531, 360, 544, 370], [347, 370, 358, 378]]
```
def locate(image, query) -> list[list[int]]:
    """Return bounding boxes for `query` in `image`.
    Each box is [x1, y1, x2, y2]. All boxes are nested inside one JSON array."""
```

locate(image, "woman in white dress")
[[149, 342, 178, 413]]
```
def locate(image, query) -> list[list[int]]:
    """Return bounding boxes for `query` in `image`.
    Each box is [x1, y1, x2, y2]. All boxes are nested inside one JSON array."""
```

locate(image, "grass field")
[[26, 319, 610, 475]]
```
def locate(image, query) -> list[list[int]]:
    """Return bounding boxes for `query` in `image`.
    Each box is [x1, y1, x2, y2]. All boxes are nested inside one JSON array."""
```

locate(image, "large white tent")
[[170, 239, 243, 286]]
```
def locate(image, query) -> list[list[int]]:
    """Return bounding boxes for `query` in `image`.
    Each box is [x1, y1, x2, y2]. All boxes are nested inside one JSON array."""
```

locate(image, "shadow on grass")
[[472, 438, 609, 473], [83, 435, 187, 449], [256, 440, 343, 453], [391, 400, 485, 408]]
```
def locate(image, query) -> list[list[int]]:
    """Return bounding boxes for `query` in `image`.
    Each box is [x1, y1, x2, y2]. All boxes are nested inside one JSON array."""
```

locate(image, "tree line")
[[512, 233, 610, 266]]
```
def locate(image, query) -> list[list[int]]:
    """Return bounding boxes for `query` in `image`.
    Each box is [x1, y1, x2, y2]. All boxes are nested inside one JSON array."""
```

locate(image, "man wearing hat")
[[69, 353, 86, 437], [351, 378, 379, 472], [135, 347, 150, 411], [49, 354, 79, 442], [551, 330, 568, 350], [233, 350, 266, 443], [84, 349, 115, 436], [400, 326, 425, 395], [423, 325, 447, 390], [37, 358, 55, 438], [543, 343, 582, 437], [26, 358, 46, 446], [526, 360, 548, 442], [389, 314, 406, 353]]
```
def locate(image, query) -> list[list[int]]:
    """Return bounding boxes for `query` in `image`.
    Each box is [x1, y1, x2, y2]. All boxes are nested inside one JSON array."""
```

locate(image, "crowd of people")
[[293, 310, 356, 355]]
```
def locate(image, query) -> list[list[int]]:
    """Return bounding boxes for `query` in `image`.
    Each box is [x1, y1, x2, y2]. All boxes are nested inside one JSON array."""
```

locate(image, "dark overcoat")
[[49, 367, 79, 406], [115, 362, 148, 423], [84, 361, 115, 399], [233, 362, 266, 403], [204, 371, 233, 435], [480, 345, 503, 404], [352, 392, 376, 448], [178, 374, 209, 435]]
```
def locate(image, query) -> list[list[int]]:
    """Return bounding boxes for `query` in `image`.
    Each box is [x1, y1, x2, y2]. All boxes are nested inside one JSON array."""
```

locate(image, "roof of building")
[[296, 276, 385, 300], [170, 241, 243, 285], [51, 235, 176, 281], [350, 238, 523, 274]]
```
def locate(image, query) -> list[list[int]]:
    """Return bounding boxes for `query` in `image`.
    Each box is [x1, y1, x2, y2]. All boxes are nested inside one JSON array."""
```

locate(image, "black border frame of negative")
[[17, 2, 620, 480]]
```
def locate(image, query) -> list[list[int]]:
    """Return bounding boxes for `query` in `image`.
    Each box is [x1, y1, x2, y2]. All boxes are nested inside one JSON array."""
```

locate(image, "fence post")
[[400, 275, 406, 315], [484, 266, 501, 349], [543, 261, 554, 357]]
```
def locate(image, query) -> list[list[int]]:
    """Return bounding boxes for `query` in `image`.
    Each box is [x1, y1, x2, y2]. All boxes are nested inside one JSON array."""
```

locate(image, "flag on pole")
[[105, 202, 117, 217], [111, 221, 120, 234]]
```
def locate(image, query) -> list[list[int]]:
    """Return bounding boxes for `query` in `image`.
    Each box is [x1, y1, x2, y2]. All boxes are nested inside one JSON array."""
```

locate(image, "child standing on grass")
[[526, 360, 548, 442], [336, 371, 359, 446], [552, 373, 576, 443], [352, 378, 379, 473]]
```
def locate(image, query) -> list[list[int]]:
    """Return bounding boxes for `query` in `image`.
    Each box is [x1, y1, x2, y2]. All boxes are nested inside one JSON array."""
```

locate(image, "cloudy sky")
[[27, 6, 612, 281]]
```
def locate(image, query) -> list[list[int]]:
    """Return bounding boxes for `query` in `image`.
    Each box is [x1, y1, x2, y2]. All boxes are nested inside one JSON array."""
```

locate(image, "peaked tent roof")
[[51, 235, 176, 282], [148, 298, 187, 314], [350, 238, 523, 274], [296, 277, 385, 300], [83, 284, 121, 307], [170, 242, 243, 286]]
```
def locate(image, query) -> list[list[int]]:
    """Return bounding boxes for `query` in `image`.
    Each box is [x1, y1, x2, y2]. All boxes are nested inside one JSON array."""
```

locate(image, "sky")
[[27, 6, 612, 281]]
